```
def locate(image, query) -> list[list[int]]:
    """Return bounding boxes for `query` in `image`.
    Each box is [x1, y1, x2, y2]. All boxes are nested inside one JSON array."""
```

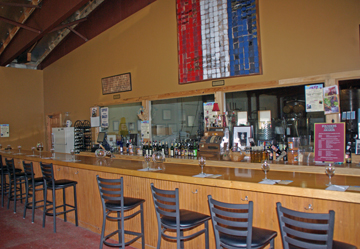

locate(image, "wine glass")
[[261, 160, 270, 180], [36, 142, 44, 157], [6, 145, 11, 153], [70, 149, 75, 161], [31, 147, 36, 156], [144, 154, 151, 170], [325, 163, 335, 186], [198, 156, 206, 175], [50, 148, 55, 159], [17, 146, 22, 154]]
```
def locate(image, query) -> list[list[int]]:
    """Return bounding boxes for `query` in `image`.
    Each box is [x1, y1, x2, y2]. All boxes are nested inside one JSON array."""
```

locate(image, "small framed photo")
[[356, 139, 360, 155], [233, 126, 252, 147], [128, 122, 135, 130], [163, 109, 171, 120], [113, 120, 119, 131]]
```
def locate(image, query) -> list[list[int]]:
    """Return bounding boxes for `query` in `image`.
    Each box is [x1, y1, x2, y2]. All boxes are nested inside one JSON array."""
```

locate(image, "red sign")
[[314, 123, 345, 163]]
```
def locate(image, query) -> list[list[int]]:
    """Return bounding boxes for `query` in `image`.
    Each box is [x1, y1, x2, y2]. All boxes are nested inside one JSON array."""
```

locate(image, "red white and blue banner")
[[177, 0, 261, 84]]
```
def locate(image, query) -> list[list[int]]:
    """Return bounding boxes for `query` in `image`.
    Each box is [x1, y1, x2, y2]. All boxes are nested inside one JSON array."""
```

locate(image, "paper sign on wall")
[[0, 124, 9, 137], [141, 120, 150, 139], [305, 84, 324, 112], [100, 107, 109, 128]]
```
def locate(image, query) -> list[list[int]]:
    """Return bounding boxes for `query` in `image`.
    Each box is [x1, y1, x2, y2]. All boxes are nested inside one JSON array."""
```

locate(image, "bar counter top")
[[2, 150, 360, 204], [2, 149, 360, 248]]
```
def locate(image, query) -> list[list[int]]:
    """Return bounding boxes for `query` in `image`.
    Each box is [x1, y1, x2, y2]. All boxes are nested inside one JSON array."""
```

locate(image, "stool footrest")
[[103, 230, 143, 247]]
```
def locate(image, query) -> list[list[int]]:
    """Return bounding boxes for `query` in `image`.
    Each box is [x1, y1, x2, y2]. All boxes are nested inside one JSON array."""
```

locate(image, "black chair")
[[208, 195, 277, 249], [23, 161, 49, 223], [150, 183, 210, 249], [96, 176, 145, 249], [276, 202, 357, 249], [5, 158, 26, 213], [40, 162, 78, 233]]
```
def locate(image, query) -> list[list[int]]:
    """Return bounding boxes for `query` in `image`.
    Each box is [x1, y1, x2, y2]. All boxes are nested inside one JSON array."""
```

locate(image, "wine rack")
[[74, 120, 92, 153]]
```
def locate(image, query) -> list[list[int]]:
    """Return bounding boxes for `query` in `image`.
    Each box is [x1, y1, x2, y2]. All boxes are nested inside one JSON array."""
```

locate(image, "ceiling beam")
[[50, 18, 87, 33], [0, 0, 90, 66], [0, 2, 41, 9], [68, 27, 88, 42], [0, 16, 41, 33], [39, 0, 157, 69]]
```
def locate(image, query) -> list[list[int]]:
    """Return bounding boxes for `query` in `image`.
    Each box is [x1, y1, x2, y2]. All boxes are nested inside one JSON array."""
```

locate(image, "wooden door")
[[46, 113, 62, 150]]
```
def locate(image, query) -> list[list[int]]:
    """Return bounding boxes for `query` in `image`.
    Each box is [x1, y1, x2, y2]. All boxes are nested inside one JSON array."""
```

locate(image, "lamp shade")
[[212, 103, 220, 112]]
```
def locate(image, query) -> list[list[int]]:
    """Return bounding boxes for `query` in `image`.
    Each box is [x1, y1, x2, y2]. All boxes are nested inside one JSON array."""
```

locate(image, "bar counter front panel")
[[2, 151, 359, 249]]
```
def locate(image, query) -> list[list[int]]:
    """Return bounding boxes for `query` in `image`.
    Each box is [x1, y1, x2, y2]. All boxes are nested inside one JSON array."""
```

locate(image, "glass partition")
[[151, 95, 214, 144], [105, 102, 142, 148], [225, 84, 326, 149]]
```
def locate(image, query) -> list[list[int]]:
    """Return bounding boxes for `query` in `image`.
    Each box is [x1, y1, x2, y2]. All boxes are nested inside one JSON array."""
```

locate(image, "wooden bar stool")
[[40, 162, 78, 233], [23, 161, 49, 223], [96, 175, 145, 249], [208, 195, 277, 249], [150, 183, 210, 249], [276, 202, 357, 249], [5, 158, 26, 213]]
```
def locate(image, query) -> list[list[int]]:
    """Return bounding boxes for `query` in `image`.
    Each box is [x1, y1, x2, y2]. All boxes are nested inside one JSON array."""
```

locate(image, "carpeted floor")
[[0, 200, 136, 249]]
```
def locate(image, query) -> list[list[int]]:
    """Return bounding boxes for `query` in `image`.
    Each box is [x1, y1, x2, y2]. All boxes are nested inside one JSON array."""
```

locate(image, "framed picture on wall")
[[113, 120, 119, 131], [233, 126, 252, 147], [163, 110, 171, 120], [128, 122, 135, 131]]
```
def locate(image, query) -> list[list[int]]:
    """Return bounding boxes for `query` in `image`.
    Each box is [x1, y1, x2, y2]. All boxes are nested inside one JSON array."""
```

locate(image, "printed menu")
[[314, 123, 345, 162]]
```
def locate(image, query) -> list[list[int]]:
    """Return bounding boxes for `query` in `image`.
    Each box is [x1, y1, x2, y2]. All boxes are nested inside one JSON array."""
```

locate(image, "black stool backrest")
[[23, 161, 36, 185], [96, 175, 124, 210], [276, 202, 335, 249], [150, 183, 180, 231], [0, 154, 3, 167], [5, 158, 16, 179], [208, 195, 253, 249], [40, 162, 55, 185]]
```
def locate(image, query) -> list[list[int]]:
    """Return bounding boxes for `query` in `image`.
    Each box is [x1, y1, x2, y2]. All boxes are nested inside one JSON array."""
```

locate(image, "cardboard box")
[[152, 125, 172, 136]]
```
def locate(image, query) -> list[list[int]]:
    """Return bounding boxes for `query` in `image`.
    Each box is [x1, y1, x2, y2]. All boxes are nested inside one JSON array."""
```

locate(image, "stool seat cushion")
[[15, 172, 25, 177], [289, 240, 357, 249], [47, 179, 77, 188], [161, 209, 210, 229], [105, 197, 145, 211], [220, 227, 277, 249]]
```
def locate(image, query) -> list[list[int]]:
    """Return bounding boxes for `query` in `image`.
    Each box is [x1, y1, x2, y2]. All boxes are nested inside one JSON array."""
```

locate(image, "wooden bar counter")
[[2, 150, 360, 249]]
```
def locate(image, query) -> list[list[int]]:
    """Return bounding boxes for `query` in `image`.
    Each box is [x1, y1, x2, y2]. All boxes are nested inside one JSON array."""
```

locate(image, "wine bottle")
[[345, 142, 352, 164], [170, 143, 174, 157]]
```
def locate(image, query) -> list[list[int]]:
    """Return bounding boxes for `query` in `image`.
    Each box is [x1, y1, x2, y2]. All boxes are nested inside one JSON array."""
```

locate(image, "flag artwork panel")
[[177, 0, 261, 84]]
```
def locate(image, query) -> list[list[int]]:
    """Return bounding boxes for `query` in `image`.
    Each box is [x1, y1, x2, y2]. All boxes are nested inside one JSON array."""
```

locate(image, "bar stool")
[[150, 183, 210, 249], [208, 195, 277, 249], [5, 158, 26, 213], [96, 175, 145, 249], [276, 202, 357, 249], [40, 162, 78, 233], [23, 161, 49, 223], [1, 155, 21, 207]]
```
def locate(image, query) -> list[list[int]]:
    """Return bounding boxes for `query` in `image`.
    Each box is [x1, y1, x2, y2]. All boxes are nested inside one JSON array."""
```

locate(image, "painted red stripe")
[[177, 0, 203, 84]]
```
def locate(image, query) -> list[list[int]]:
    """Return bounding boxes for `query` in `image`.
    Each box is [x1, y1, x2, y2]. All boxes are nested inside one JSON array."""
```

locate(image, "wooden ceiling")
[[0, 0, 156, 70]]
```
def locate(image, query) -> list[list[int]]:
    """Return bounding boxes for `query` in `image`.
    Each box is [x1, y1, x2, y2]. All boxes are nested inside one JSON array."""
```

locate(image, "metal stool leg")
[[52, 187, 56, 233], [42, 184, 47, 228], [23, 179, 29, 219], [141, 203, 145, 249], [73, 185, 78, 226], [205, 221, 209, 249], [63, 188, 67, 222]]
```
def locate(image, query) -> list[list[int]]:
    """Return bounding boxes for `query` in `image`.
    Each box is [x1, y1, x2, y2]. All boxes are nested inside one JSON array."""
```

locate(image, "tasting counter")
[[1, 150, 360, 249]]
